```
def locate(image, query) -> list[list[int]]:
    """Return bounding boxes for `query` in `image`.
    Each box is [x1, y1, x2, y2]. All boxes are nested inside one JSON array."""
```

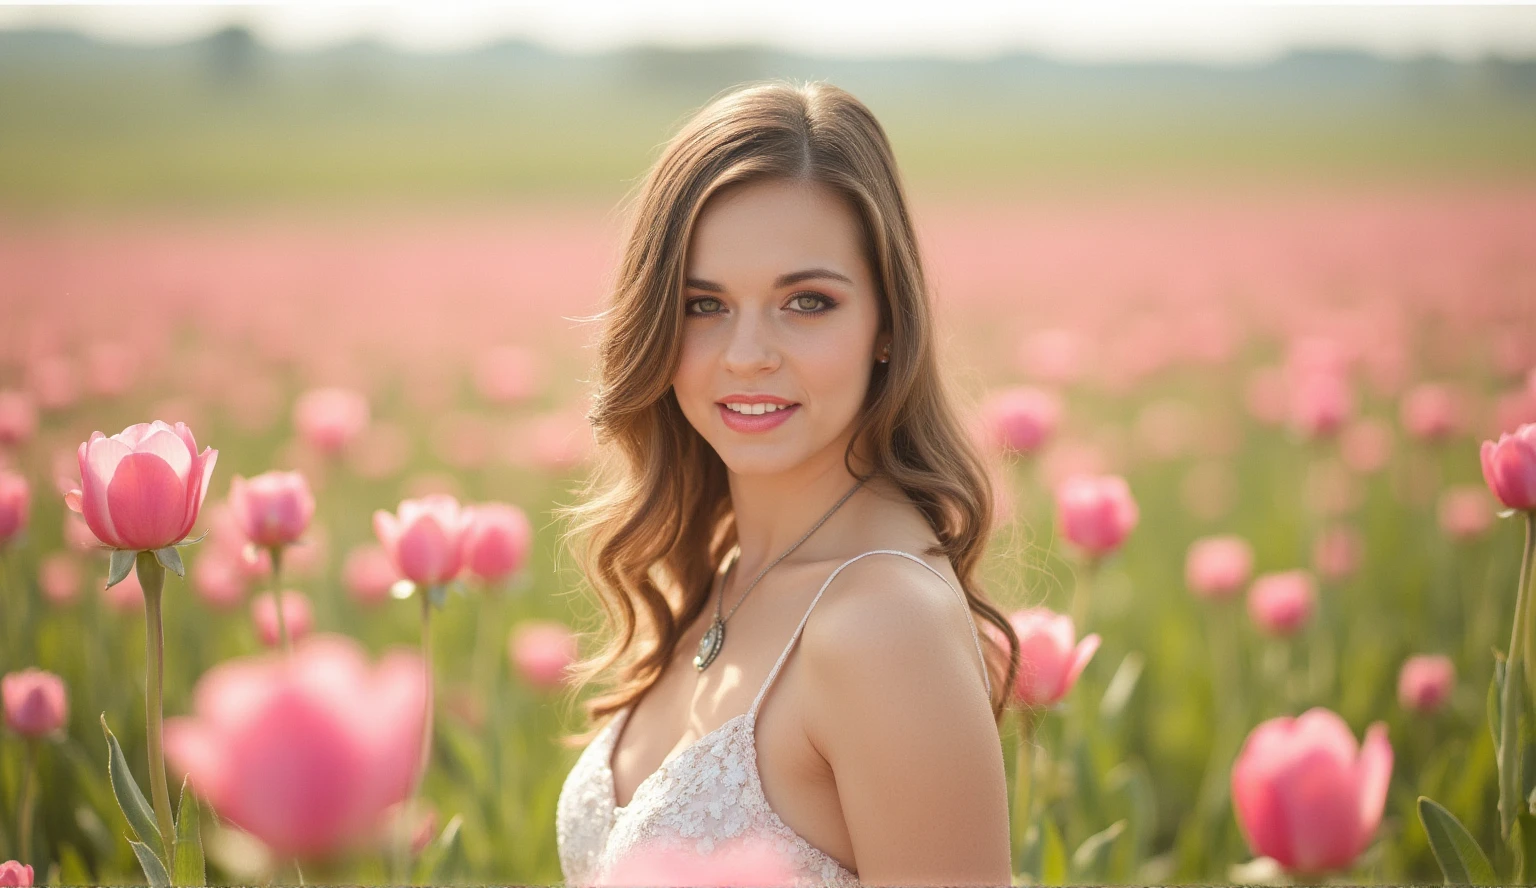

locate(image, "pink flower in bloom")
[[343, 544, 399, 607], [38, 553, 81, 607], [163, 634, 426, 861], [1248, 570, 1317, 637], [0, 860, 34, 887], [1398, 654, 1455, 714], [1438, 486, 1494, 541], [1231, 708, 1392, 876], [0, 470, 28, 546], [508, 620, 577, 689], [1003, 607, 1100, 707], [252, 591, 314, 648], [373, 494, 472, 587], [1054, 474, 1138, 557], [2, 668, 68, 737], [463, 502, 533, 585], [1185, 535, 1254, 601], [0, 390, 38, 447], [979, 386, 1062, 456], [1312, 525, 1363, 583], [1400, 383, 1464, 443], [63, 421, 218, 551], [227, 471, 315, 550], [293, 387, 369, 456], [597, 835, 799, 888], [1481, 422, 1536, 511]]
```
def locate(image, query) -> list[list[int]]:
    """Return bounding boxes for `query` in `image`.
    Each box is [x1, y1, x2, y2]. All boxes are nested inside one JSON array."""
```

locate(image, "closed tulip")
[[463, 502, 533, 585], [228, 471, 315, 550], [509, 620, 577, 689], [979, 386, 1062, 456], [0, 861, 33, 887], [2, 669, 68, 737], [1248, 570, 1317, 636], [343, 543, 400, 607], [1005, 608, 1100, 707], [252, 591, 314, 648], [1398, 654, 1455, 714], [293, 387, 369, 456], [1055, 474, 1138, 557], [163, 634, 426, 860], [63, 420, 218, 551], [1231, 708, 1392, 876], [1481, 422, 1536, 511], [0, 470, 28, 546], [1185, 535, 1254, 601], [373, 494, 472, 587]]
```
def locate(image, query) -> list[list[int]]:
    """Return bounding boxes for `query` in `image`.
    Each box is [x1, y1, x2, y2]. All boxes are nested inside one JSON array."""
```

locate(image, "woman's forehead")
[[686, 179, 867, 284]]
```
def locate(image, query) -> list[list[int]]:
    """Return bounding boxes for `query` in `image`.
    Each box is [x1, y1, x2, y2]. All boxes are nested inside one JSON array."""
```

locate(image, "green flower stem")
[[268, 547, 292, 656], [135, 551, 177, 876], [396, 590, 437, 886], [1013, 706, 1040, 864], [1499, 512, 1536, 841], [1520, 513, 1536, 729], [1071, 556, 1101, 632], [17, 736, 36, 865]]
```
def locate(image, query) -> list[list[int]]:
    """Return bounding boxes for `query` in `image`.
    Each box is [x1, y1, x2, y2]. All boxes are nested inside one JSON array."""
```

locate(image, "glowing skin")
[[672, 178, 889, 566]]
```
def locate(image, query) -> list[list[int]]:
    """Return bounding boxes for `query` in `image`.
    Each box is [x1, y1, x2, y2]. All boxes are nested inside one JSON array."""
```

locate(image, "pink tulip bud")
[[509, 620, 577, 690], [343, 543, 400, 607], [293, 387, 369, 456], [0, 860, 34, 887], [192, 553, 248, 611], [979, 386, 1062, 456], [1480, 422, 1536, 511], [1288, 371, 1353, 440], [1398, 654, 1455, 714], [228, 471, 315, 550], [39, 553, 81, 607], [1248, 570, 1317, 636], [101, 566, 145, 613], [1312, 525, 1363, 583], [0, 391, 37, 447], [1231, 708, 1392, 876], [1185, 535, 1254, 601], [1400, 383, 1464, 443], [463, 503, 533, 585], [373, 494, 472, 587], [63, 420, 218, 551], [0, 471, 29, 546], [2, 668, 68, 737], [1054, 474, 1138, 557], [1002, 607, 1100, 707], [596, 835, 799, 887], [252, 591, 314, 648], [163, 634, 427, 861], [1438, 486, 1494, 541]]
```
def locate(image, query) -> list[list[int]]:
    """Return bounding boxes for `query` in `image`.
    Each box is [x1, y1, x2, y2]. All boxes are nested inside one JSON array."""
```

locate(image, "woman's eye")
[[790, 293, 834, 313], [686, 297, 723, 315]]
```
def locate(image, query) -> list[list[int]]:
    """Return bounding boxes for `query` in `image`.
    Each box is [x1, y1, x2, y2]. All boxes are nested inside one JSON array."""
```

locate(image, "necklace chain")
[[693, 477, 865, 671]]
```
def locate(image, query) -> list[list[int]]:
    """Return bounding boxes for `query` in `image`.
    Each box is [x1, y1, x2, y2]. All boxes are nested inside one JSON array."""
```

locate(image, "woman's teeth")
[[723, 403, 791, 415]]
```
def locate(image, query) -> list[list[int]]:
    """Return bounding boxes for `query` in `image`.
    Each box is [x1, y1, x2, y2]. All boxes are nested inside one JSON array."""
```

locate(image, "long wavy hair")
[[555, 80, 1020, 747]]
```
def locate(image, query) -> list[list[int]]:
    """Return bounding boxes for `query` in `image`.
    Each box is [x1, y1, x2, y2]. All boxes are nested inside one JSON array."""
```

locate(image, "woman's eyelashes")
[[683, 292, 839, 317]]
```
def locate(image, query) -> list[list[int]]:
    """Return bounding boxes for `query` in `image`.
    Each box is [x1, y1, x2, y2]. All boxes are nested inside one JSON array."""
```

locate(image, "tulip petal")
[[1060, 633, 1101, 699], [1354, 723, 1393, 854], [107, 452, 190, 550], [134, 427, 193, 483], [179, 448, 218, 542], [82, 436, 133, 547], [1232, 725, 1296, 868], [64, 488, 83, 513]]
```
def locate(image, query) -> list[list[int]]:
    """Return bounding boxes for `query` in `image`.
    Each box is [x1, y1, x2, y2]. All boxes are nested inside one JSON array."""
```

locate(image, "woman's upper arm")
[[800, 558, 1012, 887]]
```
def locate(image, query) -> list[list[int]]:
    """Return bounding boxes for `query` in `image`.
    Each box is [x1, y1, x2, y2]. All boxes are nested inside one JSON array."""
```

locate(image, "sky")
[[2, 2, 1535, 63]]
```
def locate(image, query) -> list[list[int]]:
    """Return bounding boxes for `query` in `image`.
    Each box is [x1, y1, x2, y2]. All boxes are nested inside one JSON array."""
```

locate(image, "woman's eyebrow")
[[685, 268, 854, 292]]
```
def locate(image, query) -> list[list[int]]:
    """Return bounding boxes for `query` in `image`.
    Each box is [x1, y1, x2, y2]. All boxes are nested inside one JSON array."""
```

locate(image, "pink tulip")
[[1312, 525, 1363, 583], [463, 503, 533, 585], [63, 420, 218, 551], [1248, 570, 1317, 636], [1231, 708, 1392, 876], [343, 544, 399, 607], [1288, 371, 1353, 440], [1185, 535, 1254, 601], [1398, 654, 1455, 714], [373, 494, 472, 587], [0, 391, 37, 447], [1054, 474, 1138, 557], [228, 471, 315, 550], [101, 566, 145, 613], [252, 591, 314, 648], [293, 387, 369, 455], [0, 471, 28, 546], [0, 861, 33, 887], [979, 386, 1062, 456], [1481, 422, 1536, 511], [597, 835, 799, 888], [1003, 608, 1100, 707], [509, 620, 577, 689], [1400, 383, 1464, 443], [1438, 486, 1494, 541], [2, 669, 68, 737], [163, 633, 426, 861], [207, 502, 273, 580], [192, 553, 248, 611], [38, 553, 81, 607]]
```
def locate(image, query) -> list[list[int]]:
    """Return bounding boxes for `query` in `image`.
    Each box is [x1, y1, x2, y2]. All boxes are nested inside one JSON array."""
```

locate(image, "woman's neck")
[[725, 456, 874, 579]]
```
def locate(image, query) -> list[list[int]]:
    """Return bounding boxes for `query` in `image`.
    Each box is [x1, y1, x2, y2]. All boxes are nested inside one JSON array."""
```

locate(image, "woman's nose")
[[721, 314, 780, 375]]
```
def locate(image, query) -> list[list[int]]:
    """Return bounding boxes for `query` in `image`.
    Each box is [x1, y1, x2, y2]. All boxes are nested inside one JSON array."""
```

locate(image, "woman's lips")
[[718, 403, 799, 433]]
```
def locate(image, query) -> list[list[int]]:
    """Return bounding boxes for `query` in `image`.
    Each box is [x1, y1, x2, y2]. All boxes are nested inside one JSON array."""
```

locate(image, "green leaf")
[[57, 843, 93, 886], [1515, 812, 1536, 883], [154, 545, 185, 578], [130, 838, 171, 888], [108, 549, 137, 588], [1418, 795, 1497, 885], [1070, 819, 1128, 882], [176, 530, 209, 547], [101, 714, 162, 848], [174, 776, 205, 888], [1491, 661, 1506, 764], [425, 814, 466, 885], [1098, 651, 1144, 723], [1040, 818, 1067, 886]]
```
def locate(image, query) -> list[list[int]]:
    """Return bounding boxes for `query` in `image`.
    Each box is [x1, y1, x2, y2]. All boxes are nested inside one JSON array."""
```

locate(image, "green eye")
[[687, 297, 722, 314]]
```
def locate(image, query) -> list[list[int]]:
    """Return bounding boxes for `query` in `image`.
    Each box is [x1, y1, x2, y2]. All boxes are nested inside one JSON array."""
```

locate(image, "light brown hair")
[[556, 80, 1020, 746]]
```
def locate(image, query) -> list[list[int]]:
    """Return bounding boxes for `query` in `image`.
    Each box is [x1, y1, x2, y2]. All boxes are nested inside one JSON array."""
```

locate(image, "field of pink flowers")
[[2, 185, 1536, 886]]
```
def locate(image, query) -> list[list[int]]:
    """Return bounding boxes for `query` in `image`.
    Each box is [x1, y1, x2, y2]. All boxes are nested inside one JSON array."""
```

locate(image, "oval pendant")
[[694, 618, 725, 671]]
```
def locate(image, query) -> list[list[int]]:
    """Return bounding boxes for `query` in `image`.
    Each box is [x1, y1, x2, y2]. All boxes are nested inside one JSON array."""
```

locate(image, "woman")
[[554, 80, 1020, 887]]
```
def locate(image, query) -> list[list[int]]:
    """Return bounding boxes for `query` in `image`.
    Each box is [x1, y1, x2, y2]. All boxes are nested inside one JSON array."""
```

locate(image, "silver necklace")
[[693, 478, 865, 672]]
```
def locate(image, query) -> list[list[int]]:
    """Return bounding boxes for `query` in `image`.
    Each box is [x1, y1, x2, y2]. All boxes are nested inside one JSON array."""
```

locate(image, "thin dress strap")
[[748, 549, 993, 719]]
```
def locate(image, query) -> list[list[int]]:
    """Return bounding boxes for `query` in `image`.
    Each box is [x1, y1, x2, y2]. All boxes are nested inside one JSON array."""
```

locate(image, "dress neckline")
[[605, 704, 752, 812]]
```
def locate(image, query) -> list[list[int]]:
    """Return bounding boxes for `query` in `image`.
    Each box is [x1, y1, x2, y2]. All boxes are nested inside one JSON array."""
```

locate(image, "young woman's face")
[[672, 177, 886, 478]]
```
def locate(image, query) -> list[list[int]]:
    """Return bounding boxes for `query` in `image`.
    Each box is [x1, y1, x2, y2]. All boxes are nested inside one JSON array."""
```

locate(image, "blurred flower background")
[[1, 3, 1535, 886]]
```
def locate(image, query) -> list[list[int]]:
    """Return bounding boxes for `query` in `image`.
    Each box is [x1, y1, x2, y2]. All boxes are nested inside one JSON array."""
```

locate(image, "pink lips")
[[718, 402, 799, 433]]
